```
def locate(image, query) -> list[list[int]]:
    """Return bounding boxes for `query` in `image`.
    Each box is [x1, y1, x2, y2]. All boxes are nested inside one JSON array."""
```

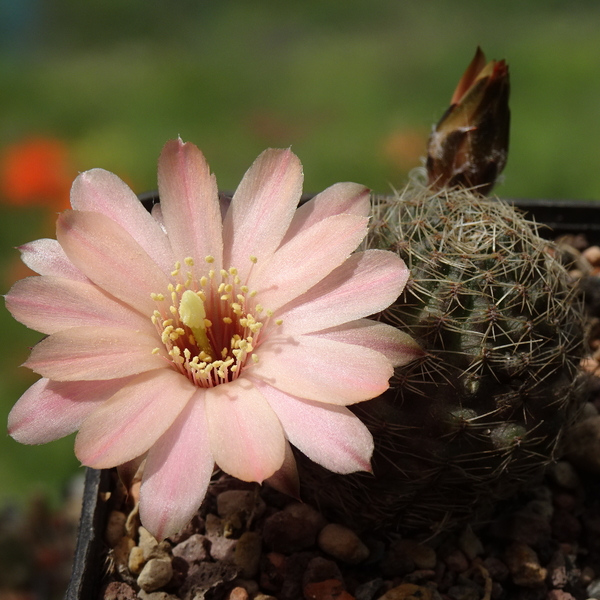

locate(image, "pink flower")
[[5, 139, 420, 539]]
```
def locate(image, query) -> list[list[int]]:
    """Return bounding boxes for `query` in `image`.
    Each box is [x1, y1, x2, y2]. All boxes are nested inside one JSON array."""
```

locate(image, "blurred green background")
[[1, 0, 600, 509]]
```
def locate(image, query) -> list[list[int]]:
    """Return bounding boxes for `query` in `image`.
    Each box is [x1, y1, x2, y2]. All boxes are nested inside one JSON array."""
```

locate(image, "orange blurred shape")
[[381, 129, 428, 172], [0, 137, 73, 211]]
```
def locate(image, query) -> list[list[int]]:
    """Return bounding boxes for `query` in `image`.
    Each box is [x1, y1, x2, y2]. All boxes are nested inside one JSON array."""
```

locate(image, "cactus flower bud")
[[427, 47, 510, 195]]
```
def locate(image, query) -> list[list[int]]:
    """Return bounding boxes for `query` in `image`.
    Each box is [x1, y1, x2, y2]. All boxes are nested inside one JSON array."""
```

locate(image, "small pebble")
[[376, 583, 433, 600], [138, 526, 159, 561], [234, 531, 262, 578], [355, 578, 384, 600], [583, 245, 600, 266], [304, 578, 354, 600], [217, 490, 259, 520], [102, 581, 137, 600], [208, 535, 237, 561], [394, 539, 437, 570], [137, 592, 179, 600], [128, 545, 145, 575], [443, 549, 470, 573], [137, 558, 173, 592], [587, 577, 600, 598], [262, 509, 318, 553], [284, 502, 328, 534], [505, 543, 547, 588], [580, 402, 599, 420], [303, 556, 344, 587], [458, 527, 484, 561], [548, 461, 581, 490], [483, 557, 510, 582], [172, 533, 209, 564], [227, 586, 250, 600], [546, 591, 576, 600], [581, 566, 596, 586], [318, 523, 370, 565]]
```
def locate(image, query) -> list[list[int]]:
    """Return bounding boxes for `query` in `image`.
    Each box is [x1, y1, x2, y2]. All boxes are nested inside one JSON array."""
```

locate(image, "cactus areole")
[[297, 184, 587, 534]]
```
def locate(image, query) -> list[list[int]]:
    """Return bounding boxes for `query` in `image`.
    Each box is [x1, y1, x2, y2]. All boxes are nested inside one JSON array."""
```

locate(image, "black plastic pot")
[[64, 196, 600, 599]]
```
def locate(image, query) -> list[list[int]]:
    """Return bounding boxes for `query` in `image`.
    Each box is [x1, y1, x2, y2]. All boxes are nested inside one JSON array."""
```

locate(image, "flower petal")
[[56, 209, 171, 315], [276, 250, 409, 334], [251, 334, 393, 405], [6, 276, 150, 335], [8, 376, 134, 444], [254, 378, 373, 474], [24, 326, 166, 381], [250, 213, 368, 311], [204, 379, 286, 482], [18, 239, 88, 281], [75, 369, 195, 468], [70, 169, 174, 276], [281, 182, 370, 245], [223, 148, 302, 281], [264, 440, 300, 499], [314, 319, 423, 367], [140, 392, 214, 540], [157, 139, 223, 270]]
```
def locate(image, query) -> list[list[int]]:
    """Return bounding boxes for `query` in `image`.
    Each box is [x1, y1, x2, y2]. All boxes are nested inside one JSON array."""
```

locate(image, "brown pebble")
[[580, 358, 600, 376], [483, 557, 510, 582], [583, 245, 600, 266], [259, 552, 286, 592], [304, 579, 354, 600], [317, 524, 369, 565], [546, 590, 576, 600], [263, 509, 318, 553], [443, 549, 469, 573], [128, 545, 145, 575], [375, 583, 433, 600], [102, 581, 138, 600], [227, 586, 249, 600], [393, 539, 437, 570], [505, 543, 547, 588], [234, 531, 262, 579]]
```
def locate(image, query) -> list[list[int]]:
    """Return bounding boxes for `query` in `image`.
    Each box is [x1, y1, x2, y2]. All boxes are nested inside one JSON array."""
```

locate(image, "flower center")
[[150, 256, 280, 387]]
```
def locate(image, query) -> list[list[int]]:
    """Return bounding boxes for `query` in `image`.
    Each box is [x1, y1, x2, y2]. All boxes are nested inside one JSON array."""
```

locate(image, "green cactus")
[[297, 183, 587, 534]]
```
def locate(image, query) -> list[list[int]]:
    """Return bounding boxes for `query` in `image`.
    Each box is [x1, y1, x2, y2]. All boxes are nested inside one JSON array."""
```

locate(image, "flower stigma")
[[150, 256, 278, 388]]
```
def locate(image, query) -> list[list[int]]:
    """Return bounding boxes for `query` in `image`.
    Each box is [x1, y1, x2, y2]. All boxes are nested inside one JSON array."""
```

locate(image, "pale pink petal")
[[8, 376, 135, 444], [157, 139, 223, 270], [264, 440, 300, 499], [250, 334, 393, 405], [70, 169, 174, 275], [222, 148, 302, 281], [314, 319, 424, 367], [275, 250, 409, 335], [140, 392, 214, 540], [75, 369, 195, 468], [6, 276, 150, 335], [204, 379, 286, 482], [249, 213, 368, 311], [18, 239, 88, 281], [24, 327, 166, 381], [56, 210, 171, 315], [151, 203, 166, 232], [254, 379, 373, 474], [281, 182, 370, 245]]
